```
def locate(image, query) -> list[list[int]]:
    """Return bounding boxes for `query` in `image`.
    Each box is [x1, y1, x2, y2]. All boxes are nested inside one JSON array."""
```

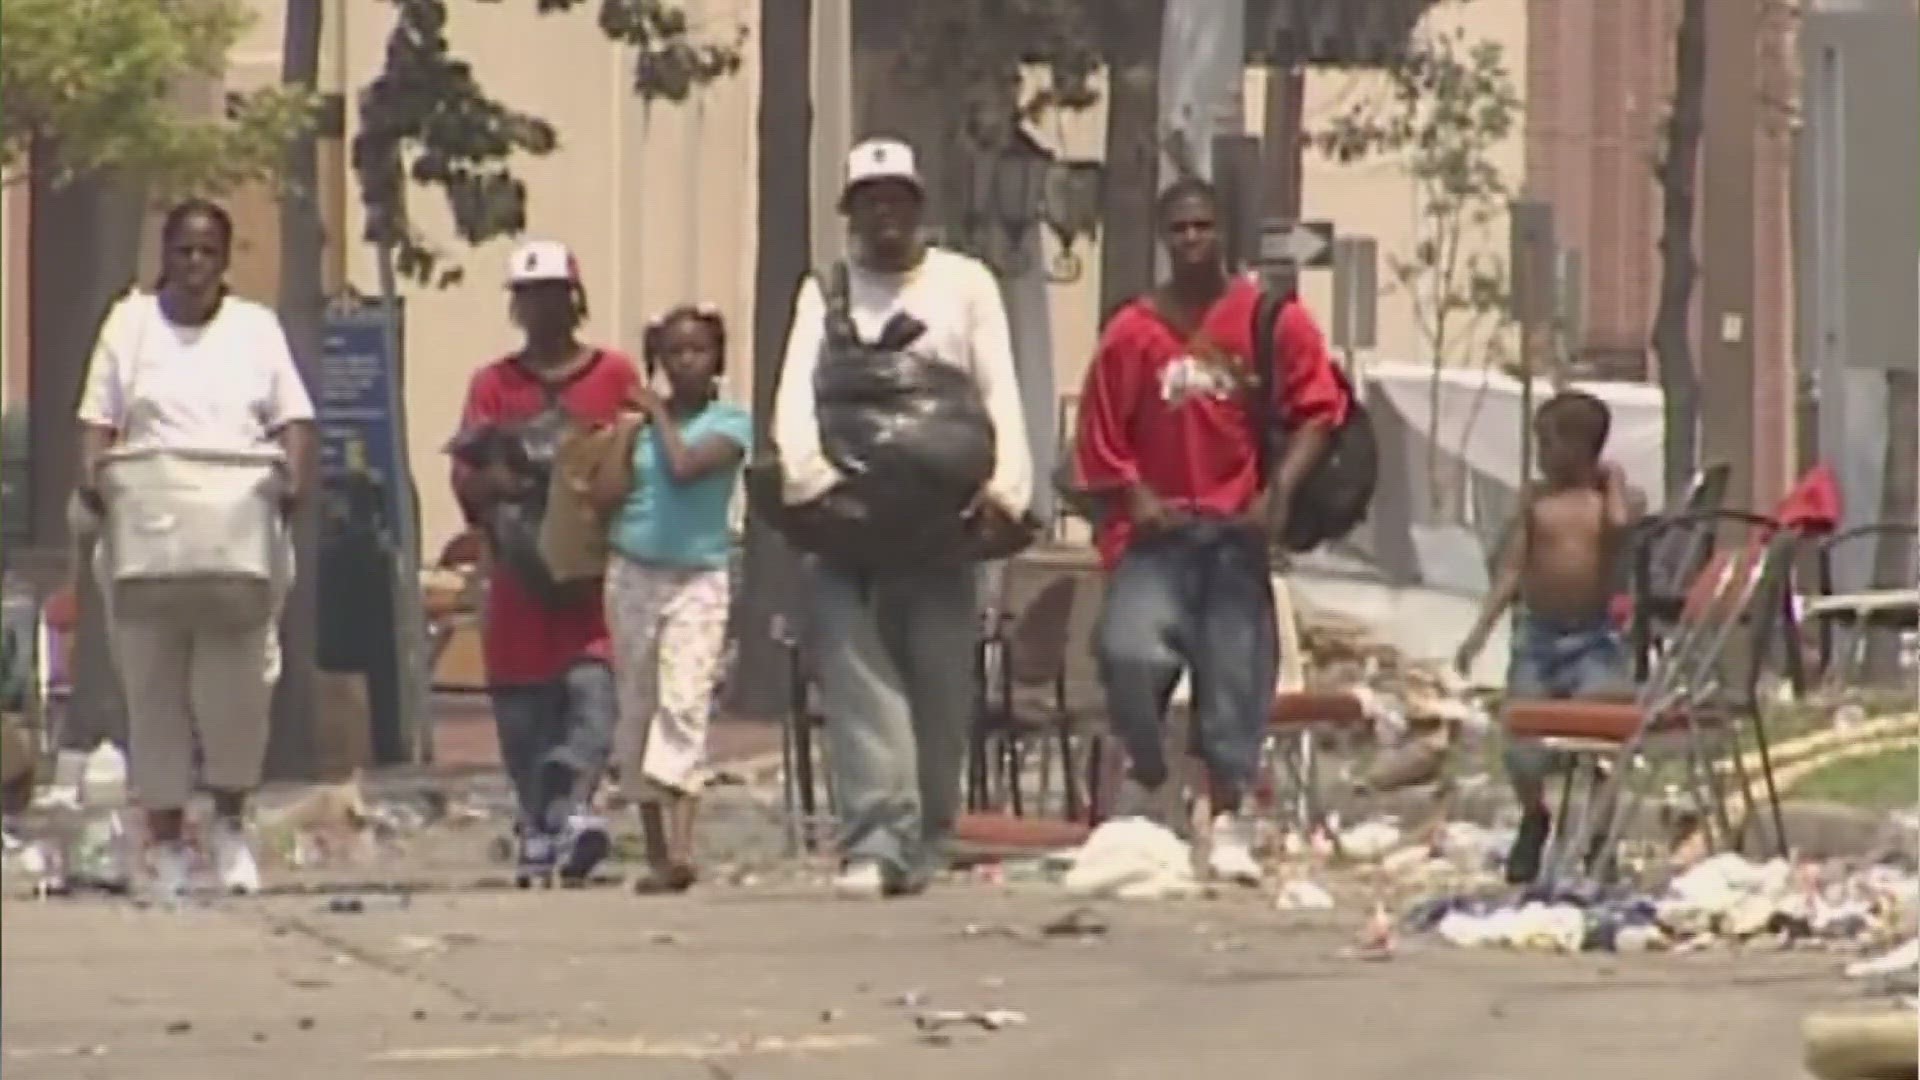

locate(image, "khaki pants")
[[111, 618, 279, 810], [86, 496, 291, 812]]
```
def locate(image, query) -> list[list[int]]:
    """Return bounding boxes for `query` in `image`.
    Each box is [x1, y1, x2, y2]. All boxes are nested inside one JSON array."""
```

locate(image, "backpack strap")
[[818, 260, 857, 347], [1249, 290, 1287, 484]]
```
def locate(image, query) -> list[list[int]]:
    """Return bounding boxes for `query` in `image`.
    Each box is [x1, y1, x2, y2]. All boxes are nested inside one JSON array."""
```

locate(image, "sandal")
[[629, 862, 697, 894]]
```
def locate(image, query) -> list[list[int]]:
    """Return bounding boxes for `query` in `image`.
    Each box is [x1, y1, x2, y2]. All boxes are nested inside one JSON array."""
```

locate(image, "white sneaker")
[[1206, 813, 1263, 885], [832, 859, 886, 899], [144, 841, 193, 905], [209, 819, 262, 896]]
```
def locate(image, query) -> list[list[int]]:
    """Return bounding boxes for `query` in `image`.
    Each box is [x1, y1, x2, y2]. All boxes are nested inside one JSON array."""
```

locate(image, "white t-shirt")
[[76, 292, 315, 452], [771, 247, 1033, 513]]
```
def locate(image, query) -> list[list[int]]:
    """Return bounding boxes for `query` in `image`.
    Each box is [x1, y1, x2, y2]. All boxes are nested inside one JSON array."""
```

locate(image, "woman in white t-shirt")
[[74, 199, 316, 901]]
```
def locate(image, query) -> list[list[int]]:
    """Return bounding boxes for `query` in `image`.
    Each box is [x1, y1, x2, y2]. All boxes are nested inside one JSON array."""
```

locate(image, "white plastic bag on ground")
[[1061, 819, 1198, 900], [1338, 819, 1403, 861], [1274, 878, 1336, 911]]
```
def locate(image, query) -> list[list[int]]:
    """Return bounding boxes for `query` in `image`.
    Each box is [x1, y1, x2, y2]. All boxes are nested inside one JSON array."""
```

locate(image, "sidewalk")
[[2, 885, 1854, 1080]]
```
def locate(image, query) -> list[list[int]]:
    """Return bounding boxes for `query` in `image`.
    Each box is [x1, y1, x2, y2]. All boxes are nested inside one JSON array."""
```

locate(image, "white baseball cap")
[[507, 239, 580, 285], [840, 137, 924, 208]]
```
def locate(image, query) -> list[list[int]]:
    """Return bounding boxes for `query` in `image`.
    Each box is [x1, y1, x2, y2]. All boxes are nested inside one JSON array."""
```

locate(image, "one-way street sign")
[[1255, 218, 1335, 269]]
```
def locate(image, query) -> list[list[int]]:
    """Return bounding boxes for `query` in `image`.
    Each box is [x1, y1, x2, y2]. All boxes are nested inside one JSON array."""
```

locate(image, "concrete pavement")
[[2, 883, 1860, 1079]]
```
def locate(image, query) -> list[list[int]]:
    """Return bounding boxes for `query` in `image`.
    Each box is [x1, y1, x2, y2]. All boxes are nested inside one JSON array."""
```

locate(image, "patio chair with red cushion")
[[971, 568, 1107, 821], [1507, 512, 1804, 887]]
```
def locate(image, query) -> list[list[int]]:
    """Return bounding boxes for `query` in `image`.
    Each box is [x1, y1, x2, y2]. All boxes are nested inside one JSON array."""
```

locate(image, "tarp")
[[1355, 361, 1668, 585]]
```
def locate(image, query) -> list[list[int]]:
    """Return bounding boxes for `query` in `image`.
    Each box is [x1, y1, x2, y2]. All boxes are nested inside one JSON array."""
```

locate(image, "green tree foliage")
[[354, 0, 743, 286], [0, 0, 314, 194], [1312, 16, 1521, 513], [1313, 23, 1520, 372]]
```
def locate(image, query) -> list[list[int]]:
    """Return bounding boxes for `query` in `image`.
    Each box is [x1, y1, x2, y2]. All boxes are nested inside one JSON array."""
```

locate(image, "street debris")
[[1039, 906, 1110, 938], [1407, 853, 1918, 955], [1273, 878, 1336, 911], [1060, 819, 1198, 900], [915, 1008, 1029, 1034]]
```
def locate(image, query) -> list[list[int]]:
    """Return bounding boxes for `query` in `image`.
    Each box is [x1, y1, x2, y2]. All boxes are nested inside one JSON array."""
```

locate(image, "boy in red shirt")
[[451, 241, 640, 886], [1072, 178, 1347, 882]]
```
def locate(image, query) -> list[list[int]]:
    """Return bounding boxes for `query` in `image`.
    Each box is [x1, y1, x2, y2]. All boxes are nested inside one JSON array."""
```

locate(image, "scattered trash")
[[1414, 853, 1917, 956], [1274, 878, 1336, 912], [1061, 820, 1198, 900], [1346, 901, 1397, 960], [1337, 819, 1402, 862], [323, 894, 411, 915], [891, 990, 928, 1009], [915, 1008, 1028, 1034], [163, 1020, 191, 1035], [1039, 906, 1109, 938]]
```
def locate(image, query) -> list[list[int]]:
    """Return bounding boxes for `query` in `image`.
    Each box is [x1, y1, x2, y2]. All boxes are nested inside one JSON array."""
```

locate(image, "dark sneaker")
[[1505, 810, 1551, 885], [557, 814, 611, 887], [515, 830, 557, 888]]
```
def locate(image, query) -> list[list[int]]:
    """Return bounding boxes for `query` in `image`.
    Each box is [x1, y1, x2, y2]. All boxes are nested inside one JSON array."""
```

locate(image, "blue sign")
[[317, 304, 406, 534]]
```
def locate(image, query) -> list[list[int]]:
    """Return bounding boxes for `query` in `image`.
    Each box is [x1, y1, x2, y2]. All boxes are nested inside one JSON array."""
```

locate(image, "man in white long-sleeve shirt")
[[773, 138, 1033, 898]]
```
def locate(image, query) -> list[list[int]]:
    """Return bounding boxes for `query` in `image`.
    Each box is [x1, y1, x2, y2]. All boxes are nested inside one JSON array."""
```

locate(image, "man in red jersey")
[[451, 240, 640, 886], [1071, 178, 1347, 883]]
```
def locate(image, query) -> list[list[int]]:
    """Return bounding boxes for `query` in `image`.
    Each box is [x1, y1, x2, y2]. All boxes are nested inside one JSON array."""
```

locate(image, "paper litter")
[[1060, 819, 1199, 900], [1409, 853, 1918, 955]]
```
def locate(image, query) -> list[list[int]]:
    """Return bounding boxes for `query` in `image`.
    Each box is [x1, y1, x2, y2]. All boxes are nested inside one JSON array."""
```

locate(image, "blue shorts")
[[1507, 614, 1632, 701]]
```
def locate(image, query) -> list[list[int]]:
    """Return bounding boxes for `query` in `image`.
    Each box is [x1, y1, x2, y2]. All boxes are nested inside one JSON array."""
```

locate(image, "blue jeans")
[[489, 660, 617, 833], [1094, 521, 1276, 807], [809, 562, 979, 882], [1503, 614, 1632, 811]]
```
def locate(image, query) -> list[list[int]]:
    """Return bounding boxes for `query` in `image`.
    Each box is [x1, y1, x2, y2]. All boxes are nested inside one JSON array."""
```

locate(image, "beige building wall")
[[216, 0, 1524, 548]]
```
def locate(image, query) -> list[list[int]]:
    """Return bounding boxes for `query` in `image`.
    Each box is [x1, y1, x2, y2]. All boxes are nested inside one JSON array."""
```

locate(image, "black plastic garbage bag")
[[450, 406, 593, 609], [748, 327, 1037, 567], [816, 347, 996, 526]]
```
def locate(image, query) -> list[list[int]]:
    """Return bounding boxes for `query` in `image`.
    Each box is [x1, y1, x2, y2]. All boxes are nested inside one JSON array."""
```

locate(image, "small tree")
[[1649, 0, 1707, 500], [1313, 23, 1521, 514], [1, 0, 313, 193], [354, 0, 744, 287]]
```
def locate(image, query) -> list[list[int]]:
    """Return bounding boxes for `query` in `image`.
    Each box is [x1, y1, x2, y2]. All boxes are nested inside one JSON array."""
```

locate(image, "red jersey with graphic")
[[1071, 277, 1348, 567], [451, 348, 641, 687]]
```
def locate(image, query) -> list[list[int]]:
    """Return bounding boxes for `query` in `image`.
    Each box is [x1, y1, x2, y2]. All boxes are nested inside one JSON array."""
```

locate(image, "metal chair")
[[972, 570, 1104, 820], [775, 612, 835, 856], [1805, 522, 1919, 690], [1627, 464, 1732, 681], [1509, 514, 1802, 887]]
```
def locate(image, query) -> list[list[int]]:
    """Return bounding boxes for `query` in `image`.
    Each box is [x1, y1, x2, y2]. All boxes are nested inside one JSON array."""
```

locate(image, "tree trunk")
[[1865, 367, 1918, 682], [269, 0, 325, 780], [1649, 0, 1708, 501], [732, 0, 813, 718], [28, 156, 146, 750], [1097, 4, 1164, 321]]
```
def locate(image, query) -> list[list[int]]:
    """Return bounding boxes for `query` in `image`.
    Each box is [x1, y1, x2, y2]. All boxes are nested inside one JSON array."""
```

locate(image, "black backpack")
[[1250, 291, 1378, 552]]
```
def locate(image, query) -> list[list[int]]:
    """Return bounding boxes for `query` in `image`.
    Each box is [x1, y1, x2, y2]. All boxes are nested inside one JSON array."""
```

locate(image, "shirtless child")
[[1455, 391, 1640, 884]]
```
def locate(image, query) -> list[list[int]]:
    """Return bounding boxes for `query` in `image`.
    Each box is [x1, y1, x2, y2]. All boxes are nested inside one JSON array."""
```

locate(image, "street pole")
[[734, 0, 814, 719], [1700, 0, 1757, 511], [1155, 0, 1246, 278]]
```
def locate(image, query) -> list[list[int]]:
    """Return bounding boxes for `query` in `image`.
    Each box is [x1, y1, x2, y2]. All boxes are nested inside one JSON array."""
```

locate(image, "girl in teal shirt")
[[605, 304, 751, 892]]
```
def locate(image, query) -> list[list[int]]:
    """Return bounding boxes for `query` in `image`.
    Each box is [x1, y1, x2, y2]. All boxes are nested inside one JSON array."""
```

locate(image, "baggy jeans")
[[1094, 521, 1277, 807], [489, 660, 617, 834], [809, 561, 978, 880]]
